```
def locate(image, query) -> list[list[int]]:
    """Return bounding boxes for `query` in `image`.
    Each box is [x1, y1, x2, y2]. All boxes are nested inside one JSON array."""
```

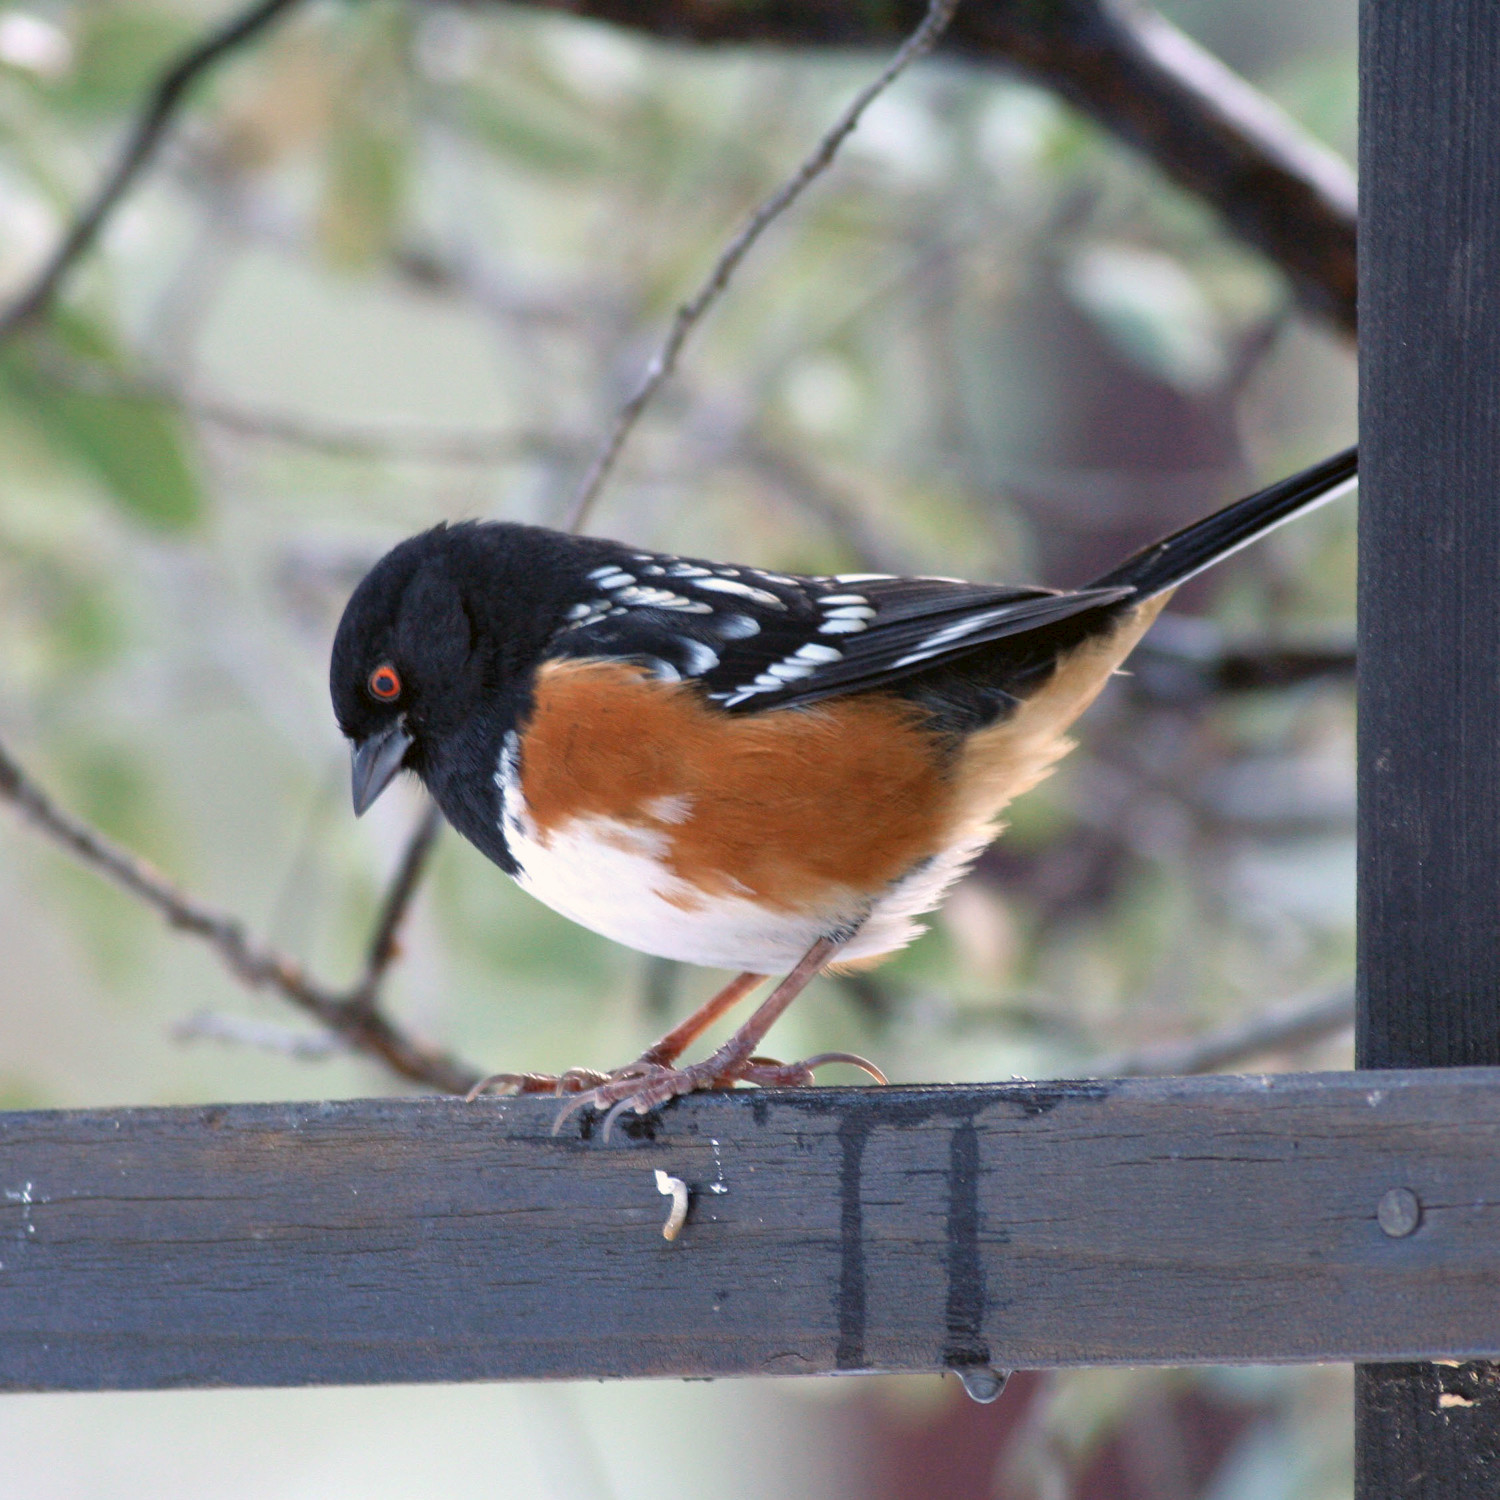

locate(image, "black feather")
[[1088, 446, 1357, 598]]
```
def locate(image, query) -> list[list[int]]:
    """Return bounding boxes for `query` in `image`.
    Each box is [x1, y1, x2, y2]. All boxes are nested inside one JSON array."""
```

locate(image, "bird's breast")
[[492, 630, 1157, 971], [493, 660, 954, 968]]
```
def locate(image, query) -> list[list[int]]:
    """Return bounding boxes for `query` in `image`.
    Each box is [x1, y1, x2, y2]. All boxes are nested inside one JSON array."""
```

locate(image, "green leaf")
[[0, 312, 206, 530]]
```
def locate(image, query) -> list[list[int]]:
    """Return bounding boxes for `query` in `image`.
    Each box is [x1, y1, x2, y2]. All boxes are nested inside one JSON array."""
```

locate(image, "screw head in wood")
[[1377, 1187, 1422, 1238]]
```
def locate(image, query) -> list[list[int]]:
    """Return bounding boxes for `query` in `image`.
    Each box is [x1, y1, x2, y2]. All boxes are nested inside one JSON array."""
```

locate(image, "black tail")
[[1087, 447, 1358, 600]]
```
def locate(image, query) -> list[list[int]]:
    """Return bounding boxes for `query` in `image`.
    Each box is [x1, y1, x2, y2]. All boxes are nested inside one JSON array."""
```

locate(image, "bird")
[[330, 446, 1357, 1130]]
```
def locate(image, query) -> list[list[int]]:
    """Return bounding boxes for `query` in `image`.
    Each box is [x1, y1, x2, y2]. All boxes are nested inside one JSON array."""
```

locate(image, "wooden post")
[[1357, 2, 1500, 1491]]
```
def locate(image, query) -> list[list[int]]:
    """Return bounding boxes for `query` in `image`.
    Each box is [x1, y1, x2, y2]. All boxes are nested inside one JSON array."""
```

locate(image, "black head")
[[329, 521, 598, 830]]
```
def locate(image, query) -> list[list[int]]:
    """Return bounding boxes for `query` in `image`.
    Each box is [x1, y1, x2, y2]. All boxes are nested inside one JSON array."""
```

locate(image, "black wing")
[[544, 549, 1133, 713]]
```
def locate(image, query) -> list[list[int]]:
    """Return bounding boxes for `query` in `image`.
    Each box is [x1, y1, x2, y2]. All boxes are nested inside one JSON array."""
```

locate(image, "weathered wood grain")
[[3, 1068, 1499, 1393], [1358, 3, 1500, 1492]]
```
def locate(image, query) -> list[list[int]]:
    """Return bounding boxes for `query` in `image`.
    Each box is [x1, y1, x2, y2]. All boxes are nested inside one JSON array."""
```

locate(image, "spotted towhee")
[[331, 446, 1356, 1128]]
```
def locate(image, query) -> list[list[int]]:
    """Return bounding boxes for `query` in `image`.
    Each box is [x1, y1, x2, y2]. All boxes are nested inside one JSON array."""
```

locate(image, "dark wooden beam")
[[4, 1069, 1500, 1393], [1357, 2, 1500, 1493]]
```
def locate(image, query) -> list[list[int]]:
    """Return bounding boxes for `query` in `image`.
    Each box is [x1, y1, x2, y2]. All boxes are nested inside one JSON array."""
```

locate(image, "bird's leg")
[[464, 969, 766, 1099], [553, 934, 886, 1136], [635, 970, 766, 1068]]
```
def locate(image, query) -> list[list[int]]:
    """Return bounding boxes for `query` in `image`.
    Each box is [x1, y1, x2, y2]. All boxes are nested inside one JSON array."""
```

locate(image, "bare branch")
[[29, 349, 585, 466], [1087, 985, 1354, 1078], [172, 1010, 344, 1059], [504, 0, 1357, 333], [347, 801, 444, 1012], [0, 0, 307, 342], [560, 0, 960, 532], [1130, 617, 1355, 705], [190, 398, 581, 465], [0, 736, 482, 1095]]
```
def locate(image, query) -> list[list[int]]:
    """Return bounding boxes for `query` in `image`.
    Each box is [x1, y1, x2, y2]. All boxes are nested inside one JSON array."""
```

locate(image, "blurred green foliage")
[[0, 310, 205, 527]]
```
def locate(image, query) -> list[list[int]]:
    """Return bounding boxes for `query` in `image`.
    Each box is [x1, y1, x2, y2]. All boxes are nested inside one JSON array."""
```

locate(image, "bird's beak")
[[350, 719, 414, 816]]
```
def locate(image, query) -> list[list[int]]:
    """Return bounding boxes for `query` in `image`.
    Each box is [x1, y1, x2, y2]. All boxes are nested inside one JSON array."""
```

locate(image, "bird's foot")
[[551, 1046, 886, 1140], [465, 1062, 632, 1099]]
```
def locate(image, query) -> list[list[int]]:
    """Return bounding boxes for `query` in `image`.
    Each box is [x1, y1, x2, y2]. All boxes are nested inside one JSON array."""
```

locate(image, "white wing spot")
[[822, 605, 876, 620], [679, 639, 720, 676], [832, 574, 894, 584], [794, 643, 843, 663], [818, 594, 869, 606], [617, 585, 699, 608], [818, 618, 869, 634], [715, 613, 761, 640], [886, 607, 1018, 670], [692, 576, 785, 608], [910, 607, 1014, 653]]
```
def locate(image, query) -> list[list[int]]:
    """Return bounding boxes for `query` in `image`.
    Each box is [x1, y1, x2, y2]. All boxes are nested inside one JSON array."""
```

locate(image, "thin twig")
[[1088, 985, 1354, 1078], [0, 737, 481, 1094], [0, 0, 306, 342], [1129, 619, 1355, 705], [347, 800, 444, 1012], [172, 1010, 344, 1059], [188, 398, 582, 466], [560, 0, 960, 533], [30, 349, 584, 465]]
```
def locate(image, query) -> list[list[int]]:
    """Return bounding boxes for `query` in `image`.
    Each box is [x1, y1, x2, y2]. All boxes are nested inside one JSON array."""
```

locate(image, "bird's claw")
[[738, 1051, 888, 1088], [465, 1061, 650, 1101], [550, 1048, 888, 1140]]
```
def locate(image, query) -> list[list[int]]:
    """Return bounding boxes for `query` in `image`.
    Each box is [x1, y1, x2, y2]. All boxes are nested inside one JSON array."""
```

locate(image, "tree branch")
[[0, 737, 482, 1095], [346, 800, 443, 1013], [0, 0, 308, 343], [508, 0, 1357, 333], [0, 0, 1358, 354], [28, 348, 587, 465], [561, 0, 960, 531], [1129, 617, 1355, 704], [1088, 984, 1354, 1077]]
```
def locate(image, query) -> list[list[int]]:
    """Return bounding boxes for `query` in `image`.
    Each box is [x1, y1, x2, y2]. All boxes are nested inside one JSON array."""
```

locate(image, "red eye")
[[368, 664, 402, 701]]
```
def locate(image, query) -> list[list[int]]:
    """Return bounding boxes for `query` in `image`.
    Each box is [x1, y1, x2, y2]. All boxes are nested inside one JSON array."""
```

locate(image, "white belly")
[[495, 735, 981, 973]]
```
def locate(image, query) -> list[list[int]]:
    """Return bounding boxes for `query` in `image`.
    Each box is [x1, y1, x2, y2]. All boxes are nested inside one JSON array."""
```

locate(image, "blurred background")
[[0, 0, 1356, 1494]]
